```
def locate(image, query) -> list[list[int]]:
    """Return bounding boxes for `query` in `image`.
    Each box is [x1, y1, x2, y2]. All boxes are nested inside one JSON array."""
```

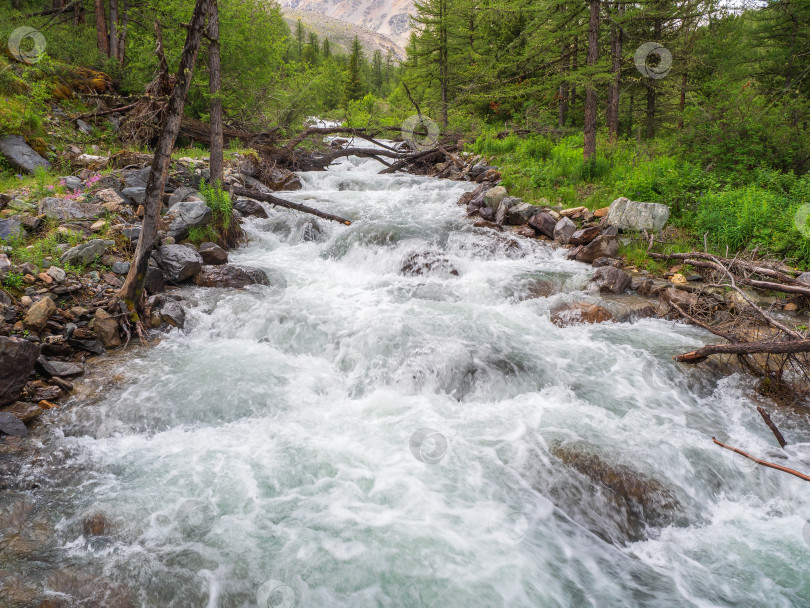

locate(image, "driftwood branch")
[[756, 407, 787, 448], [676, 339, 810, 363], [230, 186, 351, 226], [712, 437, 809, 481]]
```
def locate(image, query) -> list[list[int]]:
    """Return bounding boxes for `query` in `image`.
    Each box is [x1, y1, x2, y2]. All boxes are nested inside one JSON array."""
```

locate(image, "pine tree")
[[322, 38, 331, 59], [343, 36, 365, 105], [295, 19, 305, 61], [371, 49, 384, 94]]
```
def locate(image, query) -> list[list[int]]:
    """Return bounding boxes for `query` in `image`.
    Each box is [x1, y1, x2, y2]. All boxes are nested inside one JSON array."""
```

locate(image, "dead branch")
[[649, 251, 799, 284], [230, 186, 351, 225], [75, 103, 137, 120], [676, 339, 810, 363], [756, 407, 787, 448], [712, 437, 809, 481]]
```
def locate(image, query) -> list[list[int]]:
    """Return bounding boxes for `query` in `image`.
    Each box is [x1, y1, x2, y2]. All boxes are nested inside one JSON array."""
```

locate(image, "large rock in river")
[[0, 135, 51, 174], [163, 201, 213, 240], [0, 336, 40, 406], [158, 244, 203, 283], [193, 264, 270, 288], [606, 197, 669, 232]]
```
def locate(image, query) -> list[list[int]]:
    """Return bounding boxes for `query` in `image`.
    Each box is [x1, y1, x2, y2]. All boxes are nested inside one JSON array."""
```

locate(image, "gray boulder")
[[529, 212, 557, 238], [484, 186, 508, 211], [160, 300, 186, 328], [0, 219, 24, 243], [796, 272, 810, 285], [36, 356, 84, 377], [121, 187, 146, 204], [111, 261, 130, 275], [0, 412, 28, 437], [587, 266, 631, 294], [193, 264, 270, 288], [575, 234, 619, 264], [0, 336, 40, 406], [124, 167, 150, 189], [60, 176, 83, 191], [234, 197, 268, 218], [159, 244, 203, 283], [553, 217, 577, 244], [40, 197, 103, 220], [0, 135, 51, 174], [199, 242, 228, 265], [60, 239, 108, 266], [144, 266, 165, 293], [497, 199, 536, 226], [169, 186, 200, 206], [606, 197, 670, 232], [164, 201, 213, 240]]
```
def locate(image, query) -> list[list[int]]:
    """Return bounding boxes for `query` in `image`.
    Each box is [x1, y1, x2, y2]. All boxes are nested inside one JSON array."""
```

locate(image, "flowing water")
[[2, 155, 810, 608]]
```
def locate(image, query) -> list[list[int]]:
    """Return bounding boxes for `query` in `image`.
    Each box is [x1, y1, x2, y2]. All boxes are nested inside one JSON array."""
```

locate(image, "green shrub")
[[187, 225, 219, 246], [198, 179, 233, 230], [2, 272, 23, 290]]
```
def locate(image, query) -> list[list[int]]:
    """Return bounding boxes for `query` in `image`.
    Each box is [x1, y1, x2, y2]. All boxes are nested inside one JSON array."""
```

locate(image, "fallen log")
[[756, 407, 787, 448], [712, 437, 809, 482], [676, 339, 810, 363], [230, 186, 351, 226], [650, 251, 798, 283]]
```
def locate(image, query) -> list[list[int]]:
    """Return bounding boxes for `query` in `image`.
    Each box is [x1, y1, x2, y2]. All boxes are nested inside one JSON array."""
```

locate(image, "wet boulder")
[[553, 217, 576, 244], [484, 186, 508, 210], [23, 297, 56, 332], [496, 198, 536, 226], [233, 197, 268, 218], [528, 212, 557, 238], [158, 245, 203, 283], [198, 242, 228, 265], [93, 309, 122, 349], [0, 337, 40, 406], [144, 266, 165, 293], [569, 226, 601, 246], [0, 135, 51, 174], [587, 267, 631, 294], [193, 264, 270, 288], [479, 206, 496, 222], [550, 301, 614, 326], [606, 197, 670, 232], [163, 201, 212, 240], [35, 356, 84, 378], [0, 412, 28, 437], [400, 251, 460, 277], [159, 300, 186, 328], [575, 234, 619, 264]]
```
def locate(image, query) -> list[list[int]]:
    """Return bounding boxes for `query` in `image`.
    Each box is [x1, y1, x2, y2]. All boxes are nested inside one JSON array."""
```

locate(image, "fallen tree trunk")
[[712, 437, 810, 482], [230, 186, 351, 226], [676, 339, 810, 363]]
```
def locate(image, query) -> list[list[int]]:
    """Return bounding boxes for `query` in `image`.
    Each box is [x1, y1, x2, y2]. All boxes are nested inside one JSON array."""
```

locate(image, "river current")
[[1, 154, 809, 607]]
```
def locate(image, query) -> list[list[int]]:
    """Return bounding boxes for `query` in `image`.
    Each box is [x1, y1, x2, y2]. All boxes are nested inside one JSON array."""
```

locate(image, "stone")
[[120, 225, 141, 242], [199, 242, 228, 265], [34, 385, 62, 401], [513, 225, 536, 239], [0, 412, 27, 437], [121, 187, 146, 204], [35, 356, 83, 377], [550, 302, 614, 326], [575, 235, 619, 264], [553, 217, 576, 244], [75, 119, 93, 135], [46, 266, 66, 283], [0, 135, 51, 174], [670, 273, 687, 285], [400, 252, 459, 277], [593, 207, 609, 218], [193, 264, 271, 288], [233, 197, 268, 218], [60, 176, 83, 191], [24, 297, 56, 332], [796, 272, 810, 285], [37, 272, 53, 285], [163, 201, 213, 240], [559, 206, 588, 218], [168, 186, 199, 206], [587, 267, 631, 294], [91, 220, 106, 232], [661, 287, 699, 311], [60, 239, 108, 267], [569, 226, 601, 246], [124, 167, 150, 189], [95, 189, 124, 207], [484, 186, 508, 210], [158, 244, 203, 283], [497, 199, 536, 226], [76, 154, 109, 168], [0, 219, 24, 243], [0, 337, 40, 406], [784, 302, 799, 312], [528, 212, 557, 238], [93, 309, 121, 348], [111, 261, 130, 275], [144, 267, 165, 293], [20, 215, 42, 231], [479, 207, 496, 222], [39, 198, 103, 221], [159, 300, 186, 328], [606, 197, 670, 232], [3, 401, 43, 423], [0, 253, 11, 278]]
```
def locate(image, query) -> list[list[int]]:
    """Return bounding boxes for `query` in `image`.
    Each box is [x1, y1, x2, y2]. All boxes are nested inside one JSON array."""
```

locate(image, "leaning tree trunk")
[[208, 0, 224, 186], [117, 0, 129, 65], [583, 0, 600, 160], [108, 0, 119, 61], [94, 0, 109, 55], [606, 2, 622, 141], [119, 0, 214, 318]]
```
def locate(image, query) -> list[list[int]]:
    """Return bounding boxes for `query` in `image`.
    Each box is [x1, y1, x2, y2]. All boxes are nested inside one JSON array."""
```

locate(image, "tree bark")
[[117, 0, 128, 65], [108, 0, 119, 61], [119, 0, 214, 317], [676, 339, 810, 364], [678, 71, 687, 129], [230, 187, 351, 225], [94, 0, 109, 55], [713, 438, 810, 482], [606, 3, 623, 141], [208, 0, 224, 186], [583, 0, 600, 160]]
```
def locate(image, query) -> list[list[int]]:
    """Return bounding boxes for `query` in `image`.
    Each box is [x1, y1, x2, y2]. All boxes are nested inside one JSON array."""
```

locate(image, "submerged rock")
[[550, 301, 614, 326], [400, 251, 460, 277], [193, 264, 270, 288]]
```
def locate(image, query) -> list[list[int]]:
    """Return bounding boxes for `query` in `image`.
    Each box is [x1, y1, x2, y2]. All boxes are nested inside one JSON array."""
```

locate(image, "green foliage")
[[199, 179, 233, 230], [187, 225, 219, 246], [2, 272, 23, 290]]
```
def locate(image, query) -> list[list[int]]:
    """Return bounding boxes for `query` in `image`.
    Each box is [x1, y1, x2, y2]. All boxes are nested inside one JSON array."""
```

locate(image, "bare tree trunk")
[[558, 41, 568, 128], [117, 0, 128, 65], [645, 18, 662, 139], [678, 71, 687, 129], [571, 36, 578, 111], [606, 3, 622, 141], [119, 0, 214, 317], [109, 0, 119, 61], [583, 0, 600, 160], [94, 0, 109, 55], [208, 0, 224, 185]]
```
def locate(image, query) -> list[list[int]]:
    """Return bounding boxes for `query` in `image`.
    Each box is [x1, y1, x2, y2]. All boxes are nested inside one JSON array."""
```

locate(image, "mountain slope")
[[278, 0, 415, 50]]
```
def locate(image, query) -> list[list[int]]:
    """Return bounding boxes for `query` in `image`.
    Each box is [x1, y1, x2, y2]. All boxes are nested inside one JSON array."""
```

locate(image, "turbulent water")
[[2, 155, 810, 608]]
